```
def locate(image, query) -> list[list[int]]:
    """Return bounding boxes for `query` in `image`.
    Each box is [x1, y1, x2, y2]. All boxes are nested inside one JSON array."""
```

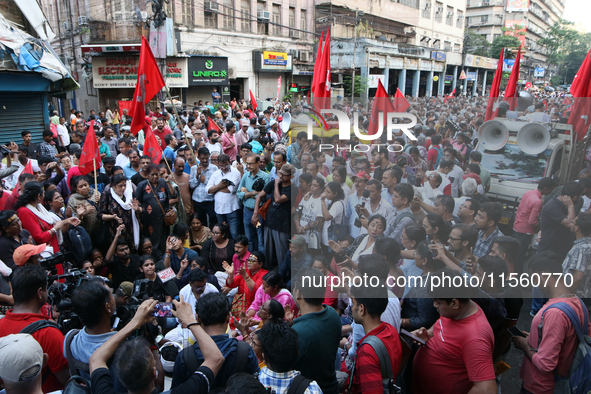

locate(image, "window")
[[444, 40, 451, 51], [223, 0, 235, 30], [272, 4, 281, 36], [456, 10, 463, 28], [481, 15, 488, 23], [454, 43, 461, 52], [434, 1, 443, 23], [113, 0, 123, 21], [422, 1, 431, 18], [205, 11, 217, 28], [241, 0, 251, 32], [433, 40, 441, 49], [300, 9, 307, 31], [446, 6, 453, 25], [257, 2, 268, 34], [289, 8, 295, 28]]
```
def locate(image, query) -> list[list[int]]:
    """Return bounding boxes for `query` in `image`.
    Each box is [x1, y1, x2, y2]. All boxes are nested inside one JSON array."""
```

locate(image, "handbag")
[[328, 201, 349, 242], [259, 197, 272, 220], [149, 184, 177, 226]]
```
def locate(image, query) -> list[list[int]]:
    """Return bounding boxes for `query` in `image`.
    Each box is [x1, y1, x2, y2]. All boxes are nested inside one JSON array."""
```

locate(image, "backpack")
[[349, 335, 401, 394], [64, 225, 92, 262], [20, 320, 62, 385], [286, 374, 312, 394], [183, 339, 250, 377], [62, 329, 92, 394], [328, 201, 349, 243], [537, 298, 591, 394], [432, 146, 443, 169]]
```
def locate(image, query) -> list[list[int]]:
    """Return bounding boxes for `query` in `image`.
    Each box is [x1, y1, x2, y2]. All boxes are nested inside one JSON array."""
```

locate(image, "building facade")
[[466, 0, 565, 84]]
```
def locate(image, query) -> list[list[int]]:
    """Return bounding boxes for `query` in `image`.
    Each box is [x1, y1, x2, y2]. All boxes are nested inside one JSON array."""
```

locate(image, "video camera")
[[116, 279, 155, 322], [40, 252, 73, 274], [47, 269, 93, 334]]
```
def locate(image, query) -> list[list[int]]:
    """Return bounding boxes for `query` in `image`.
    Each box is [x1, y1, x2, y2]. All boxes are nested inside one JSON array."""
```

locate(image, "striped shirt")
[[562, 237, 591, 298]]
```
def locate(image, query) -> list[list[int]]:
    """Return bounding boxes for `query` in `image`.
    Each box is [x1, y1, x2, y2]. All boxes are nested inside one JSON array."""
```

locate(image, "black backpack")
[[64, 225, 92, 262], [19, 320, 63, 385], [62, 329, 92, 394], [349, 335, 401, 394], [286, 374, 312, 394], [184, 339, 250, 377]]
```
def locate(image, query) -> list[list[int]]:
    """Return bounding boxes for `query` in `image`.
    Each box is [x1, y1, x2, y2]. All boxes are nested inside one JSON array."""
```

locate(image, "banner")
[[534, 67, 545, 77], [505, 20, 527, 47], [506, 0, 530, 12], [276, 76, 282, 103], [368, 75, 386, 88], [503, 59, 516, 72]]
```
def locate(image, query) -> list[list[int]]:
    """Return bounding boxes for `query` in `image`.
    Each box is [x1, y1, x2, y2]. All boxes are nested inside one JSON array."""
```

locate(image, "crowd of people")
[[0, 91, 589, 394]]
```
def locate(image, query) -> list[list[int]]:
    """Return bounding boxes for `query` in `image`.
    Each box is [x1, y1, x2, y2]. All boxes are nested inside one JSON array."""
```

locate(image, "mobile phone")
[[405, 167, 417, 175], [153, 302, 175, 317], [507, 326, 527, 338], [400, 328, 426, 345], [431, 249, 438, 258], [223, 179, 235, 187]]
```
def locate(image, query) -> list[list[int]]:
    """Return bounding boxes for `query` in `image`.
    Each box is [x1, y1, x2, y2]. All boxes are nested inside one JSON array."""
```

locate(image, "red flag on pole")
[[130, 36, 166, 136], [393, 88, 410, 112], [571, 49, 591, 97], [311, 31, 324, 98], [208, 117, 222, 133], [486, 49, 504, 121], [313, 30, 331, 112], [504, 46, 522, 110], [143, 128, 163, 164], [368, 80, 396, 135], [22, 160, 33, 175], [525, 81, 532, 90], [249, 89, 258, 112], [78, 123, 102, 176], [444, 88, 456, 103]]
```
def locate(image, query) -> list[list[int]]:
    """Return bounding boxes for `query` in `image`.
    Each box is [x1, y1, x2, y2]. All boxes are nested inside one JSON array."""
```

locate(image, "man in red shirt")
[[348, 284, 401, 394], [512, 177, 557, 273], [153, 118, 172, 150], [513, 251, 591, 394], [0, 265, 69, 392], [411, 269, 497, 394], [426, 134, 443, 171]]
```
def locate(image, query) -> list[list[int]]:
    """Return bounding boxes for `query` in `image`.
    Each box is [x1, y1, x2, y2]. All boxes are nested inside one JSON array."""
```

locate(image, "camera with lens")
[[46, 269, 91, 334], [40, 252, 73, 274], [0, 145, 12, 157], [116, 279, 155, 322]]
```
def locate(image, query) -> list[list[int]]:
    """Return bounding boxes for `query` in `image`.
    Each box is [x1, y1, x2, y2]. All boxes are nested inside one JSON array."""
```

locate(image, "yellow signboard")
[[263, 51, 288, 66]]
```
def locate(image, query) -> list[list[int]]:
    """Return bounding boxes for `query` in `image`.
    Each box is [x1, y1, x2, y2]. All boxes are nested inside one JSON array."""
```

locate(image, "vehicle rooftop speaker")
[[281, 112, 291, 132], [516, 91, 534, 112], [517, 123, 551, 155], [478, 120, 510, 151]]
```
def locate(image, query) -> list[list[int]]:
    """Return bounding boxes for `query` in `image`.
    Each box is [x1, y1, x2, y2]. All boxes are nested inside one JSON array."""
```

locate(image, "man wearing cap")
[[236, 120, 250, 147], [0, 265, 69, 392], [280, 235, 312, 288], [267, 121, 279, 143], [253, 163, 294, 269], [13, 244, 46, 267], [346, 172, 371, 239], [238, 153, 269, 252], [0, 333, 47, 394]]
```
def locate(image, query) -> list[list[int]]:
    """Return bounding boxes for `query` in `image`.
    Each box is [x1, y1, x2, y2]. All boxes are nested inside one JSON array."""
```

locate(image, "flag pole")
[[163, 85, 197, 166], [92, 158, 98, 194]]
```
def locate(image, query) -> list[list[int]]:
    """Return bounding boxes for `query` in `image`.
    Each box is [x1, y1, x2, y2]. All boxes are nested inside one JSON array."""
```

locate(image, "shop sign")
[[165, 58, 188, 88], [431, 51, 446, 62], [263, 51, 288, 66], [188, 56, 229, 85]]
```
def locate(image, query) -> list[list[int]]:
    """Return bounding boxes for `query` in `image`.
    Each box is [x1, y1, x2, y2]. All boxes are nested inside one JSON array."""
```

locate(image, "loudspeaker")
[[517, 123, 551, 155], [516, 91, 534, 112], [281, 112, 291, 132], [478, 120, 510, 151]]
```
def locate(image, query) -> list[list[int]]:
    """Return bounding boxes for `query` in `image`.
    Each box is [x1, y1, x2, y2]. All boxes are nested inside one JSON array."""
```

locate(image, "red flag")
[[208, 117, 222, 133], [504, 46, 522, 110], [393, 88, 410, 112], [525, 81, 532, 90], [143, 128, 163, 164], [130, 36, 166, 136], [568, 50, 591, 141], [571, 50, 591, 97], [118, 100, 133, 117], [313, 30, 331, 111], [78, 123, 102, 176], [22, 160, 33, 175], [249, 89, 258, 112], [563, 97, 573, 106], [311, 31, 324, 98], [444, 88, 457, 104], [368, 80, 396, 135], [486, 49, 505, 121]]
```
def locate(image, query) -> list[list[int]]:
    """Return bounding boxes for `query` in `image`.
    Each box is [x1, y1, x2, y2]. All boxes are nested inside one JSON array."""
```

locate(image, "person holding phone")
[[206, 154, 242, 239]]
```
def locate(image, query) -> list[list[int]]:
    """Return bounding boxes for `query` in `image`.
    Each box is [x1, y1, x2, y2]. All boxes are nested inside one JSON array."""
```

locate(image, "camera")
[[0, 145, 12, 157], [46, 269, 92, 334], [40, 252, 72, 274], [116, 279, 155, 322]]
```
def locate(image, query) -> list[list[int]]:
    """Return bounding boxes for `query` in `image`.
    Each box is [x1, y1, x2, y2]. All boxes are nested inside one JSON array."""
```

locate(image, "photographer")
[[0, 264, 69, 392], [89, 297, 225, 394]]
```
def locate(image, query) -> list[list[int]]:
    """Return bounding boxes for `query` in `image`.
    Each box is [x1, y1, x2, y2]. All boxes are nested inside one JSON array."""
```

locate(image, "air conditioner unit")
[[291, 49, 299, 58], [204, 1, 219, 11], [63, 21, 71, 31], [300, 51, 309, 62], [289, 30, 300, 38], [78, 16, 88, 25], [257, 11, 271, 20]]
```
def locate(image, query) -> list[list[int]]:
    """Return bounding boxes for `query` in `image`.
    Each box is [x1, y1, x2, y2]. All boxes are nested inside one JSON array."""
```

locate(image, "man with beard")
[[104, 224, 141, 289], [172, 157, 193, 223], [206, 130, 223, 154]]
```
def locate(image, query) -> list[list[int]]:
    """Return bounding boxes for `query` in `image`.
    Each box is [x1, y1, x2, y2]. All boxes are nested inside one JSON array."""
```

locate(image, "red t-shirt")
[[412, 305, 495, 394], [3, 190, 18, 210], [426, 145, 442, 170], [350, 322, 401, 394], [0, 311, 68, 392], [323, 272, 338, 309], [153, 128, 171, 150]]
